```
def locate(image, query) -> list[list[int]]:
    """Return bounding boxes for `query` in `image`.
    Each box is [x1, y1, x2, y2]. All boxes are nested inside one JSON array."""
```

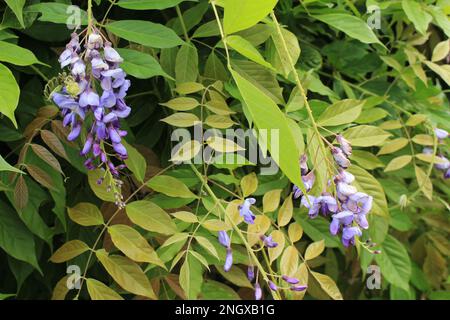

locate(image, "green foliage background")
[[0, 0, 449, 300]]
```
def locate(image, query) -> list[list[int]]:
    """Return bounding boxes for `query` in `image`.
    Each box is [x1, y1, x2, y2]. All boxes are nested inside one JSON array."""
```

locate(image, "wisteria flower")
[[331, 147, 350, 169], [282, 275, 300, 284], [293, 171, 315, 199], [337, 135, 352, 157], [218, 231, 230, 248], [260, 235, 278, 248], [247, 266, 255, 282], [435, 128, 448, 140], [224, 248, 233, 272], [345, 192, 373, 215], [342, 226, 362, 247], [254, 283, 262, 300], [239, 198, 256, 224], [329, 211, 354, 235]]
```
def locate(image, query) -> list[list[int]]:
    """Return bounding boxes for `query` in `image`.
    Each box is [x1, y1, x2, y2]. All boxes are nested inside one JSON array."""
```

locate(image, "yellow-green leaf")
[[377, 138, 409, 155], [317, 99, 363, 126], [263, 189, 282, 213], [304, 239, 325, 261], [68, 202, 104, 226], [126, 200, 177, 235], [311, 271, 343, 300], [268, 230, 285, 263], [108, 224, 165, 268], [280, 245, 299, 276], [161, 112, 200, 127], [240, 172, 258, 197], [147, 175, 197, 198], [86, 278, 124, 300], [278, 194, 293, 227], [384, 155, 412, 172], [96, 249, 157, 299], [160, 97, 199, 111], [50, 240, 89, 263]]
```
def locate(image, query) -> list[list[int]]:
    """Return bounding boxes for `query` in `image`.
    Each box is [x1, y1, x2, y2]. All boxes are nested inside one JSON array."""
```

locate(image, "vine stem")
[[270, 12, 334, 186], [74, 164, 175, 299], [210, 1, 231, 68], [189, 164, 281, 300]]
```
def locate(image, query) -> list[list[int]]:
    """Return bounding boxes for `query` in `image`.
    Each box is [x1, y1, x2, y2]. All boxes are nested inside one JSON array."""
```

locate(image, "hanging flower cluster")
[[51, 31, 131, 178], [423, 128, 449, 179], [217, 197, 307, 300], [295, 135, 376, 248]]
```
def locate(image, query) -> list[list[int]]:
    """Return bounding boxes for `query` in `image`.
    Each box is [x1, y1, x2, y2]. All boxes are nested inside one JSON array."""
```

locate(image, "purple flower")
[[224, 248, 233, 272], [336, 182, 357, 201], [68, 122, 81, 141], [218, 231, 230, 248], [335, 169, 355, 184], [104, 43, 123, 63], [290, 285, 307, 292], [282, 275, 299, 284], [254, 283, 262, 300], [445, 168, 450, 179], [81, 134, 94, 156], [313, 194, 338, 217], [342, 226, 362, 247], [329, 211, 354, 235], [247, 266, 255, 282], [293, 171, 315, 199], [239, 198, 256, 224], [268, 281, 278, 291], [435, 155, 450, 171], [345, 192, 373, 215], [299, 154, 308, 175], [337, 135, 352, 157], [332, 147, 350, 169], [260, 235, 278, 248], [435, 128, 448, 140]]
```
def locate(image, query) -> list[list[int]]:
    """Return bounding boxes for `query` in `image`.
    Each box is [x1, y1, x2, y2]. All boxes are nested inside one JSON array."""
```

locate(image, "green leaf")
[[231, 69, 305, 193], [0, 41, 44, 66], [126, 200, 178, 235], [179, 253, 203, 299], [223, 0, 278, 34], [313, 13, 382, 44], [201, 280, 240, 300], [348, 165, 389, 218], [147, 175, 197, 198], [86, 278, 124, 300], [227, 35, 273, 69], [5, 0, 26, 28], [50, 240, 89, 263], [0, 154, 23, 173], [117, 0, 192, 10], [105, 20, 184, 49], [402, 0, 432, 35], [294, 212, 342, 248], [117, 48, 171, 79], [108, 224, 165, 268], [317, 99, 363, 126], [88, 169, 115, 202], [384, 155, 412, 172], [25, 3, 88, 25], [0, 63, 19, 127], [0, 200, 41, 272], [175, 44, 199, 84], [122, 141, 147, 183], [375, 234, 412, 291], [68, 202, 104, 226], [160, 97, 199, 111], [342, 125, 391, 147], [96, 249, 157, 299], [351, 150, 385, 169]]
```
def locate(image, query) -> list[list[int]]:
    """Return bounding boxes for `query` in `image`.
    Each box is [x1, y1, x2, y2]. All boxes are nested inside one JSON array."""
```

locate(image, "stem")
[[270, 12, 334, 184], [176, 5, 190, 42], [211, 1, 231, 68], [190, 164, 281, 300]]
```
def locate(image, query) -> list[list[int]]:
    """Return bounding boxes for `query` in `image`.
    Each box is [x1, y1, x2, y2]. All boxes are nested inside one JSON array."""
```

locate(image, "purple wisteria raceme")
[[294, 133, 374, 248], [52, 30, 131, 179]]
